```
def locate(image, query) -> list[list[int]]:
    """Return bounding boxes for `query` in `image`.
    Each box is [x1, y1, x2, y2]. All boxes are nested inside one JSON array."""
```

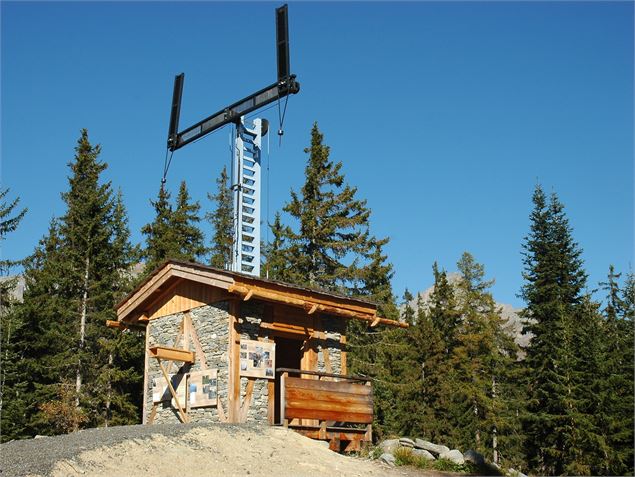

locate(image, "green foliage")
[[4, 130, 143, 441], [0, 188, 28, 441], [141, 180, 205, 274], [279, 122, 374, 292], [263, 212, 293, 280], [207, 166, 234, 269], [519, 185, 614, 475]]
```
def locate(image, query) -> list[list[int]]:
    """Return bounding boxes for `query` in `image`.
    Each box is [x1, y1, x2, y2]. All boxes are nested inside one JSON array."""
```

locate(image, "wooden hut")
[[108, 260, 406, 451]]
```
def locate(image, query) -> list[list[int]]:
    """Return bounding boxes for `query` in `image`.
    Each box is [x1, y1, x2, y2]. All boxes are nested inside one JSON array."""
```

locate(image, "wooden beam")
[[243, 289, 254, 301], [227, 300, 241, 423], [149, 346, 195, 364], [187, 313, 208, 371], [240, 378, 256, 422], [142, 321, 151, 424], [307, 303, 318, 315], [156, 358, 189, 423], [370, 317, 381, 327]]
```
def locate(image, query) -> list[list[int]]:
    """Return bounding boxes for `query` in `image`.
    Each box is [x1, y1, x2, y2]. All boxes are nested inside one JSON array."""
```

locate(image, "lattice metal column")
[[231, 117, 265, 276]]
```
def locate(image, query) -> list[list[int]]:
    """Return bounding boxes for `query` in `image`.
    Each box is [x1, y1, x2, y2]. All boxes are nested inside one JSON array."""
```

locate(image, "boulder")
[[411, 448, 436, 460], [399, 437, 415, 448], [464, 449, 485, 466], [507, 468, 527, 477], [380, 453, 396, 466], [379, 439, 400, 454], [414, 439, 450, 455], [439, 449, 465, 465]]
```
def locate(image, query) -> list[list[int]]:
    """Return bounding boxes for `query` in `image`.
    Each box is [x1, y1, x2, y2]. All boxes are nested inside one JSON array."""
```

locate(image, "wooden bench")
[[279, 368, 373, 452]]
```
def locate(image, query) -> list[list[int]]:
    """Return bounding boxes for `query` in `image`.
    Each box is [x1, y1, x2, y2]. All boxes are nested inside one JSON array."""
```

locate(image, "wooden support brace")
[[157, 358, 189, 423], [240, 378, 256, 422], [243, 289, 254, 301]]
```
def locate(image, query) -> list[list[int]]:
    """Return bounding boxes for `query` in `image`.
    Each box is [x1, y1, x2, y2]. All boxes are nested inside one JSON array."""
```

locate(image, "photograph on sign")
[[152, 373, 187, 407], [188, 369, 218, 408], [239, 339, 275, 379]]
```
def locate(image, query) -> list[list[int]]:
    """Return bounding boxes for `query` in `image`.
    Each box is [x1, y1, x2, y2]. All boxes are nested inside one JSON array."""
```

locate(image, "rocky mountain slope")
[[403, 273, 530, 349]]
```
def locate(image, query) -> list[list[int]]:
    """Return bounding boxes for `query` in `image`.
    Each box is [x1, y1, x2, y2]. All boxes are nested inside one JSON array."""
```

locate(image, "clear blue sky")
[[2, 1, 633, 308]]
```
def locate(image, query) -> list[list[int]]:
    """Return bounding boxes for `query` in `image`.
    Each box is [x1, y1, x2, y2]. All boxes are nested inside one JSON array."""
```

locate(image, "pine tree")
[[142, 180, 205, 274], [520, 185, 600, 475], [263, 212, 293, 281], [207, 166, 234, 269], [172, 181, 206, 262], [444, 253, 519, 464], [8, 130, 142, 438], [282, 122, 372, 292], [141, 184, 175, 273], [595, 267, 635, 475], [0, 188, 27, 442]]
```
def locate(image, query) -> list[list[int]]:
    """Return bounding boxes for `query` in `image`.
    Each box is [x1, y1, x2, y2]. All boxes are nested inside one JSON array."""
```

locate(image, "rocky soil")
[[0, 423, 453, 477]]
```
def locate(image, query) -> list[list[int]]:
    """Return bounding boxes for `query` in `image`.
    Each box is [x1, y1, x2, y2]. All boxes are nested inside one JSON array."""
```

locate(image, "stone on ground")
[[412, 448, 435, 460], [380, 439, 400, 454], [439, 449, 465, 465], [399, 437, 415, 448], [464, 449, 485, 466], [414, 439, 450, 455], [380, 453, 397, 466], [507, 468, 528, 477]]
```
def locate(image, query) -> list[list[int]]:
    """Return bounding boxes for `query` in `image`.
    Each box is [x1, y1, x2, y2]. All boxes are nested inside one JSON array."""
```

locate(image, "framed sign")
[[239, 339, 275, 379], [188, 369, 218, 408], [152, 373, 187, 407]]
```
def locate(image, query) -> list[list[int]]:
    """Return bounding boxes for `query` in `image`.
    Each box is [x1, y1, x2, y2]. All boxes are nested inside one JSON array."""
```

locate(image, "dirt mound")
[[1, 423, 420, 477]]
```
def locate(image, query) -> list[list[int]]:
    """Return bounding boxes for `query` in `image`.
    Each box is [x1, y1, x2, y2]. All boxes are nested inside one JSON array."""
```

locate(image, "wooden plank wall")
[[148, 281, 228, 320], [284, 377, 373, 424]]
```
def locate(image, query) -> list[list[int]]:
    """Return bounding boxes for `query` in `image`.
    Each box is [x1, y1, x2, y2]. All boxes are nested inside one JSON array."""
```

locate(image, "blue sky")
[[2, 1, 633, 308]]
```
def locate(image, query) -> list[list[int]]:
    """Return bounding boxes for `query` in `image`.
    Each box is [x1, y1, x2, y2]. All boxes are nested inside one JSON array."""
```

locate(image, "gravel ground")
[[1, 422, 259, 477]]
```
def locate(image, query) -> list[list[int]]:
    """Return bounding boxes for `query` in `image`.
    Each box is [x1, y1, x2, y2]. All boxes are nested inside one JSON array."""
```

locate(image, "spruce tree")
[[141, 184, 175, 273], [520, 185, 600, 475], [282, 122, 372, 292], [263, 212, 292, 281], [444, 253, 519, 464], [172, 180, 206, 262], [0, 188, 27, 441], [142, 180, 205, 274], [9, 130, 142, 437], [207, 166, 234, 269], [595, 267, 634, 475]]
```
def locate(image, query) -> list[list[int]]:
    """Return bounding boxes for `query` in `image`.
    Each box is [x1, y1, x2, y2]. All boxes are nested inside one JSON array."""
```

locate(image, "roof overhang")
[[113, 260, 407, 329]]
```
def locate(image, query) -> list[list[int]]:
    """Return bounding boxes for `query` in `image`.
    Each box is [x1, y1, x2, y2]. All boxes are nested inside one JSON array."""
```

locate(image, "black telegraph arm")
[[167, 4, 300, 152]]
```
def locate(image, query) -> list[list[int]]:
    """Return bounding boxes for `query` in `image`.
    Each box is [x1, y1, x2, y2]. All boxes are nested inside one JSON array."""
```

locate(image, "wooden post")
[[280, 371, 288, 425], [142, 316, 150, 424], [227, 299, 241, 423]]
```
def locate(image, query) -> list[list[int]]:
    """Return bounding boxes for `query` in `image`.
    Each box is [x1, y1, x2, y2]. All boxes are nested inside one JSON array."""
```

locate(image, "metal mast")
[[163, 4, 299, 277]]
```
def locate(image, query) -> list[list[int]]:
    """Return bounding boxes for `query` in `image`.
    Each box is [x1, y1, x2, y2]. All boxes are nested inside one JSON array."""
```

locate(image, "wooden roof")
[[114, 260, 407, 328]]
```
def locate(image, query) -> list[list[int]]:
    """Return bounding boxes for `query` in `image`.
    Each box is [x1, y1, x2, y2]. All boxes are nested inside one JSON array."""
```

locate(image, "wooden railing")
[[278, 368, 373, 452]]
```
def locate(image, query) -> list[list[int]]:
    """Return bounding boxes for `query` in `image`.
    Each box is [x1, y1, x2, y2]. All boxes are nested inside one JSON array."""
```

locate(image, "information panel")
[[188, 369, 218, 408], [239, 339, 275, 379]]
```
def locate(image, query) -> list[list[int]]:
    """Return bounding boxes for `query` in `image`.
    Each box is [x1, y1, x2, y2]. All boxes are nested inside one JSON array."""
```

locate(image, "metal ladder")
[[231, 117, 264, 276]]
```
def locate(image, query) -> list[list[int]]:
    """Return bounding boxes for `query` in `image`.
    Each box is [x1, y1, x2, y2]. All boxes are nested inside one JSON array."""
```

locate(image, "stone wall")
[[316, 316, 346, 375], [145, 300, 347, 424], [145, 302, 230, 424]]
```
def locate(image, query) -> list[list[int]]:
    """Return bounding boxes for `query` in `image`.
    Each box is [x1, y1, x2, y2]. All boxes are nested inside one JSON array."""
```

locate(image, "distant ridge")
[[402, 273, 531, 350]]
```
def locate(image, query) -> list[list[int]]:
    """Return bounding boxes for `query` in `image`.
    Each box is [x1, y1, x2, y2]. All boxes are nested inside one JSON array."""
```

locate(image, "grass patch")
[[391, 447, 494, 474]]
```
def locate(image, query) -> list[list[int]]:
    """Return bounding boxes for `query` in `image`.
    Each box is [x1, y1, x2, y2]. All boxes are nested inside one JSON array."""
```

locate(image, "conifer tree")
[[142, 180, 205, 273], [207, 166, 234, 269], [282, 122, 372, 292], [520, 185, 600, 475], [444, 253, 519, 464], [141, 184, 175, 272], [172, 180, 206, 262], [0, 188, 27, 441], [263, 212, 292, 281], [8, 130, 141, 438], [595, 267, 634, 475]]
